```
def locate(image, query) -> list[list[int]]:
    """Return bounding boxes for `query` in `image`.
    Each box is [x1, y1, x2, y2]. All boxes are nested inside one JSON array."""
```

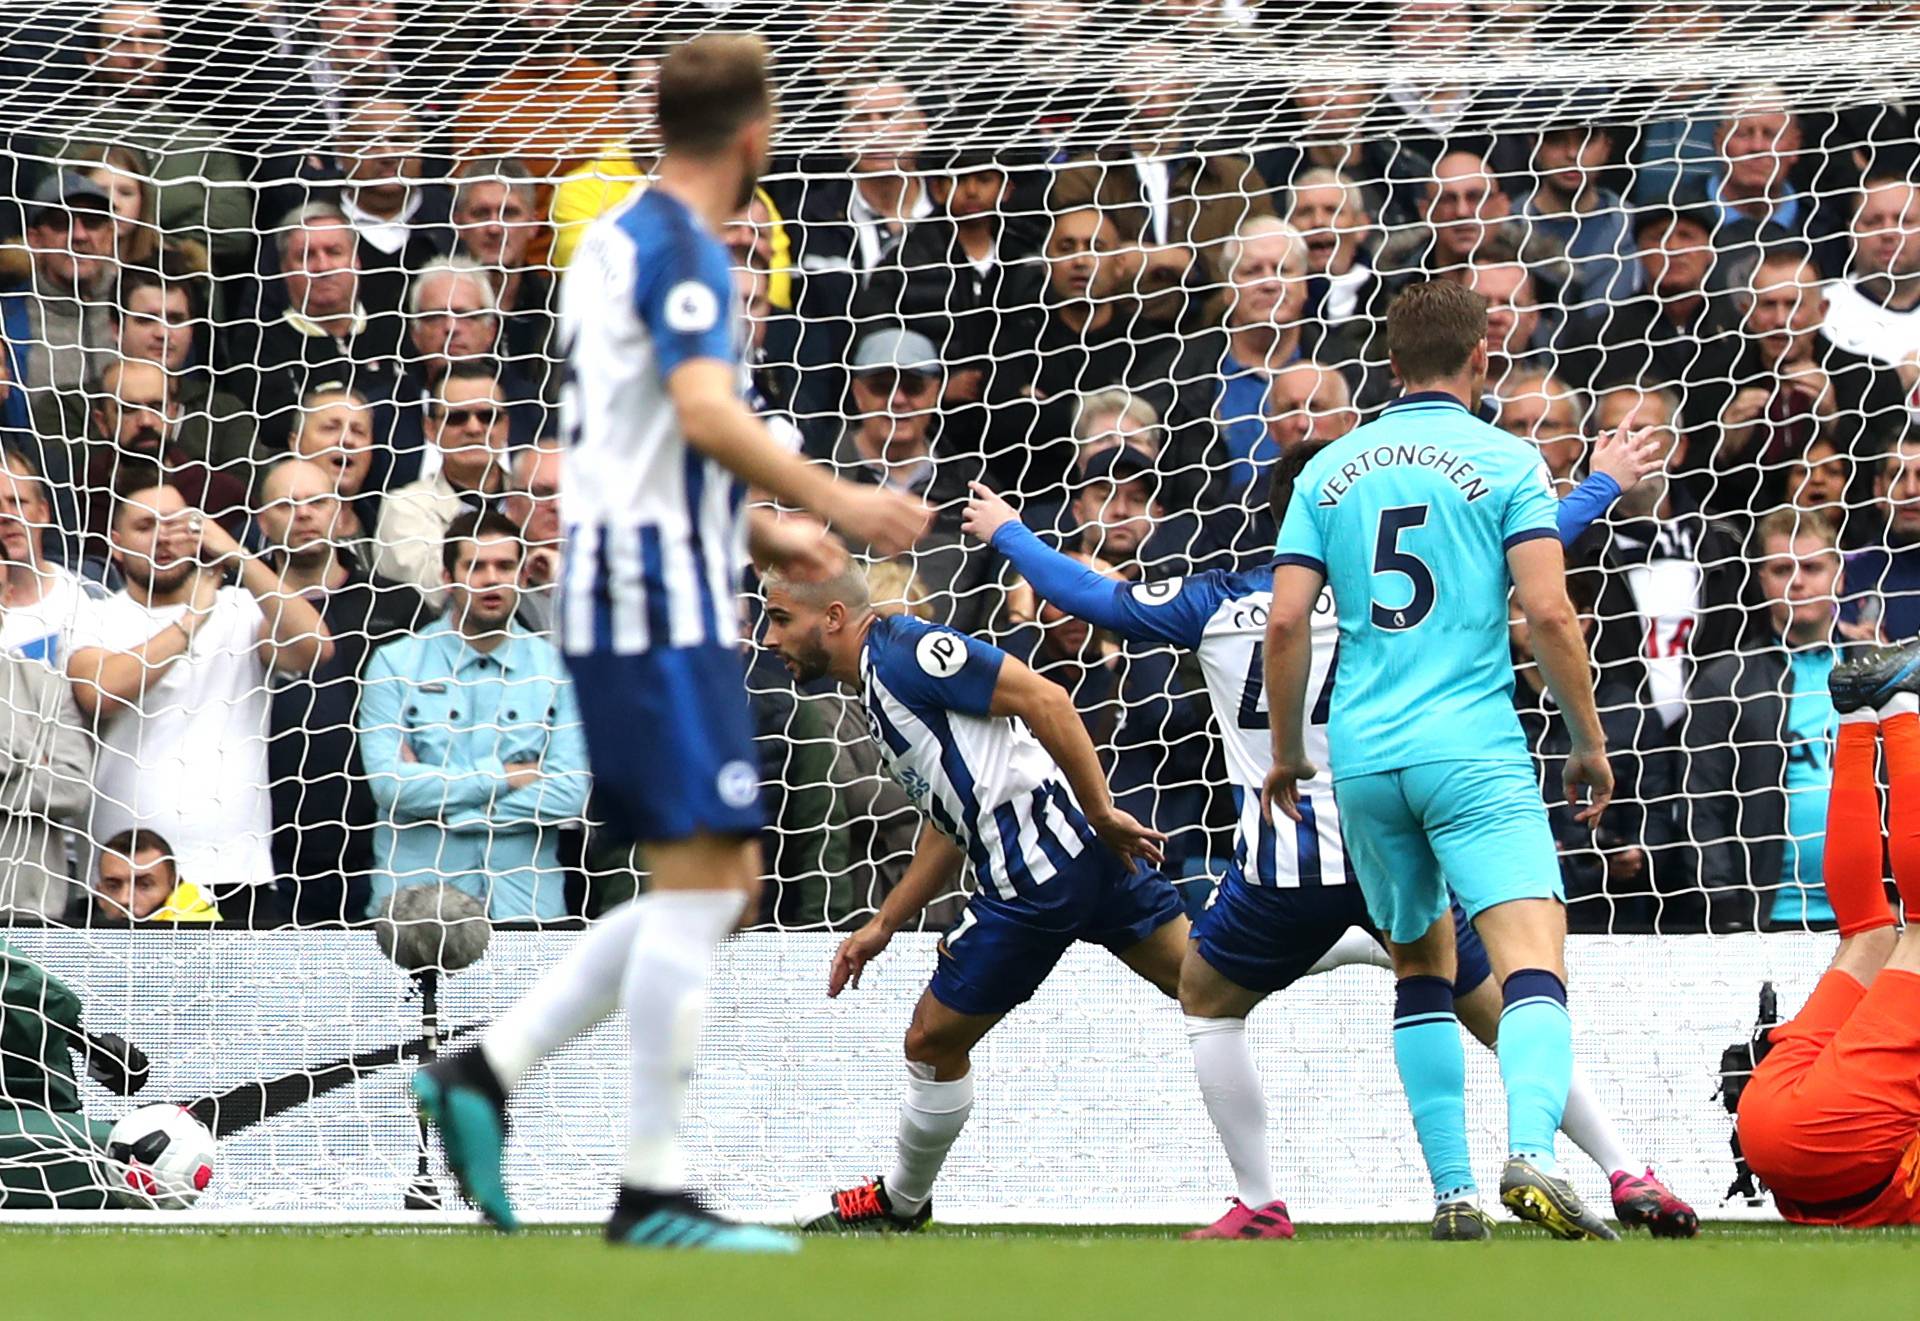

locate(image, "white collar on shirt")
[[341, 189, 423, 256]]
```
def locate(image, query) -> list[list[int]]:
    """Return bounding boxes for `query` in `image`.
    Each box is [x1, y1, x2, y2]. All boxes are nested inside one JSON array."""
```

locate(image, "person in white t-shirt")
[[0, 445, 103, 665], [66, 482, 333, 921], [1822, 176, 1920, 395]]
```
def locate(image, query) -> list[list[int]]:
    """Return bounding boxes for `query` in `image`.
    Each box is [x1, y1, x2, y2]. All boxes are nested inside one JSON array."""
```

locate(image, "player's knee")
[[903, 1021, 961, 1071]]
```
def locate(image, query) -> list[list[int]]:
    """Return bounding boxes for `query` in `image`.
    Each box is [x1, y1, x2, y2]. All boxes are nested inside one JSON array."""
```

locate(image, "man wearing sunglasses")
[[374, 362, 512, 607]]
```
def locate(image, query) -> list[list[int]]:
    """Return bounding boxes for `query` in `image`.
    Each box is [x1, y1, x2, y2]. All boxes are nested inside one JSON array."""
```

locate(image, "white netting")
[[2, 0, 1919, 1214]]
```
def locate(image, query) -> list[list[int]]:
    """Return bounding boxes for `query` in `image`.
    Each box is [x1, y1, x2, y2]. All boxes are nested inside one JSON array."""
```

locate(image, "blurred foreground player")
[[760, 558, 1187, 1232], [1737, 641, 1920, 1225], [963, 437, 1694, 1241], [1265, 281, 1617, 1240], [412, 35, 927, 1253]]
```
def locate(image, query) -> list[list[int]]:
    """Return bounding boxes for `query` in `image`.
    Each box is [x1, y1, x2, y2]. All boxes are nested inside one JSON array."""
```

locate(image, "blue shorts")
[[928, 849, 1185, 1017], [1192, 873, 1493, 996], [562, 645, 766, 844], [1334, 757, 1562, 945]]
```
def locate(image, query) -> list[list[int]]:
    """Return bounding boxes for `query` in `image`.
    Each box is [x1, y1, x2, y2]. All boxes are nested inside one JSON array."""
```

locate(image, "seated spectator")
[[1376, 149, 1540, 286], [2, 173, 116, 418], [34, 4, 251, 269], [1461, 239, 1562, 394], [225, 202, 406, 452], [1784, 435, 1866, 549], [1003, 548, 1124, 744], [450, 160, 555, 382], [328, 99, 453, 305], [1564, 198, 1740, 407], [258, 457, 432, 924], [1843, 432, 1920, 640], [90, 829, 220, 924], [1061, 445, 1178, 578], [785, 74, 932, 382], [1575, 383, 1747, 706], [357, 511, 590, 921], [1071, 388, 1165, 470], [1820, 175, 1920, 385], [819, 328, 949, 498], [0, 445, 100, 663], [288, 383, 381, 562], [1164, 218, 1362, 493], [106, 266, 259, 481], [1521, 123, 1638, 307], [402, 256, 547, 448], [1494, 368, 1587, 491], [503, 439, 561, 635], [0, 613, 90, 919], [75, 358, 249, 567], [982, 200, 1177, 494], [1712, 246, 1908, 514], [1286, 167, 1380, 330], [67, 482, 331, 925], [1710, 93, 1813, 280], [74, 143, 161, 271], [1058, 42, 1274, 323], [1690, 510, 1851, 933], [1264, 361, 1357, 459], [374, 364, 513, 606], [855, 144, 1045, 420]]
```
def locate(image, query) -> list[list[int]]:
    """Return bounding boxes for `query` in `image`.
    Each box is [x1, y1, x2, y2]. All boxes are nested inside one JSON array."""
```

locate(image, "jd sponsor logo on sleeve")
[[716, 760, 760, 809], [916, 630, 967, 677], [665, 280, 720, 334], [1131, 579, 1181, 604]]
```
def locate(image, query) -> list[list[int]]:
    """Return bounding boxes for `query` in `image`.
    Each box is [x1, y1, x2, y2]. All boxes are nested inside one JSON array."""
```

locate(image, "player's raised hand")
[[1089, 806, 1167, 867], [1588, 416, 1665, 495], [1563, 747, 1614, 826], [829, 485, 932, 557], [960, 481, 1019, 544], [1260, 756, 1316, 826], [828, 921, 892, 997], [749, 510, 847, 578]]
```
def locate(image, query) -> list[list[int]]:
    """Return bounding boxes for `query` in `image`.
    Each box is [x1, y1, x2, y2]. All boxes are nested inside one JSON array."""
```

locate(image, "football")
[[106, 1105, 217, 1210]]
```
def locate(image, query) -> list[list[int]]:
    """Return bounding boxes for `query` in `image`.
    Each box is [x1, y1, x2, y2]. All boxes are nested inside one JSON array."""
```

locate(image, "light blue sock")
[[1498, 969, 1573, 1173], [1393, 975, 1475, 1204]]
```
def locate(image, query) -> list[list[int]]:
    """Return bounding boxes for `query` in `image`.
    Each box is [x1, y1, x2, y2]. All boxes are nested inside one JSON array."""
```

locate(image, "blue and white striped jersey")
[[556, 187, 751, 657], [857, 614, 1098, 904]]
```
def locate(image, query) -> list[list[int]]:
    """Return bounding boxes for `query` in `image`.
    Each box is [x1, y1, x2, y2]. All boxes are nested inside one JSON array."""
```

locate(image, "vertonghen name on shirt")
[[1316, 443, 1491, 506]]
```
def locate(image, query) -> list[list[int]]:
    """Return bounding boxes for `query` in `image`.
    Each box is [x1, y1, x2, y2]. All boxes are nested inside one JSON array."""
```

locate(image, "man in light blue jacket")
[[358, 510, 591, 920]]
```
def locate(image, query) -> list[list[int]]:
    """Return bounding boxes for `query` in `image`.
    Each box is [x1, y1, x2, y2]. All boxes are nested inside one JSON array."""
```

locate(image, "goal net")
[[2, 0, 1918, 1222]]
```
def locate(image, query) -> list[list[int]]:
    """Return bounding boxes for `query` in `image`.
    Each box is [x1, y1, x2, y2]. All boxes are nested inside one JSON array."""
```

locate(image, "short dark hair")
[[656, 34, 771, 157], [100, 828, 177, 869], [432, 361, 505, 411], [442, 508, 523, 574], [1386, 280, 1488, 385], [109, 464, 171, 527], [1268, 437, 1335, 521]]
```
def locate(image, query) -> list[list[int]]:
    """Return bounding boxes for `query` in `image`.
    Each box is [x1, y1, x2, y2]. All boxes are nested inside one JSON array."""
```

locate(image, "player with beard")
[[413, 34, 928, 1252], [761, 557, 1186, 1233]]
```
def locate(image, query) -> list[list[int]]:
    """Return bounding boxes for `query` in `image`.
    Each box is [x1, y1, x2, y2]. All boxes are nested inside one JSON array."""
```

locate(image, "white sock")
[[1560, 1067, 1634, 1179], [618, 889, 747, 1191], [482, 899, 649, 1091], [1880, 692, 1919, 720], [1185, 1015, 1276, 1207], [1305, 927, 1395, 978], [885, 1061, 975, 1213]]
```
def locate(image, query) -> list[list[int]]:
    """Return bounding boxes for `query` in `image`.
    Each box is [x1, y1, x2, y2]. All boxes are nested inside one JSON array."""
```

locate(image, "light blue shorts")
[[1332, 758, 1563, 945]]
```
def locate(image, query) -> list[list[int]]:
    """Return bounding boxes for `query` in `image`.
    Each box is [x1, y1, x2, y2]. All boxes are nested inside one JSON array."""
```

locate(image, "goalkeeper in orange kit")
[[1737, 640, 1920, 1225]]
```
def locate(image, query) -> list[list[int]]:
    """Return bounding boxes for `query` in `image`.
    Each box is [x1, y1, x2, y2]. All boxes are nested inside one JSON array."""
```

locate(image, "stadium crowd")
[[0, 1, 1918, 933]]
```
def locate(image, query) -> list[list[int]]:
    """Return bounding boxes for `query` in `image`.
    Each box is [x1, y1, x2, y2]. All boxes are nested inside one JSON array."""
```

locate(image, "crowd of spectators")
[[2, 2, 1920, 933]]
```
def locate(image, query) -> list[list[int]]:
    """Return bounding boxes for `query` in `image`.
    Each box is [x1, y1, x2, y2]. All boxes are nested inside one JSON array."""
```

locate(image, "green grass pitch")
[[6, 1222, 1918, 1321]]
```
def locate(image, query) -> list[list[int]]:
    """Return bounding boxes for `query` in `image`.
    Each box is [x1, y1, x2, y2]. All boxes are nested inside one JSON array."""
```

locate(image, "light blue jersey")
[[1275, 391, 1560, 780]]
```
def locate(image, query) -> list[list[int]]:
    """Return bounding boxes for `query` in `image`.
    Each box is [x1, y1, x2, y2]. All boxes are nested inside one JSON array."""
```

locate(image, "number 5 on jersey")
[[1371, 504, 1434, 631]]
